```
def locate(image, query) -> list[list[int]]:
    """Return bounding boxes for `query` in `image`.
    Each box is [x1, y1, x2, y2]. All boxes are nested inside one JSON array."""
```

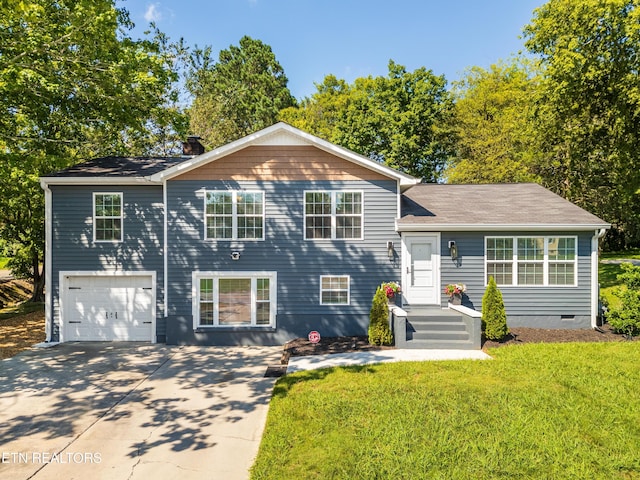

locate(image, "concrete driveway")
[[0, 343, 282, 480]]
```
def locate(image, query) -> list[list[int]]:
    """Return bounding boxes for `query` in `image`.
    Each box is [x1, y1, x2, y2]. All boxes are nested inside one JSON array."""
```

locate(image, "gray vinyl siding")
[[49, 185, 165, 340], [439, 231, 594, 328], [165, 179, 400, 345]]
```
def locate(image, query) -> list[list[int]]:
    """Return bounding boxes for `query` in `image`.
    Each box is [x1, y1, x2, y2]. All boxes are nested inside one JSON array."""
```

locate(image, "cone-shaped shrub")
[[368, 286, 393, 345], [482, 276, 509, 341]]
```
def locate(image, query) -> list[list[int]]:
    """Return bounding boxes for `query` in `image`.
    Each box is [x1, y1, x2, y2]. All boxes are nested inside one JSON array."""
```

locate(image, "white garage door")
[[64, 274, 154, 341]]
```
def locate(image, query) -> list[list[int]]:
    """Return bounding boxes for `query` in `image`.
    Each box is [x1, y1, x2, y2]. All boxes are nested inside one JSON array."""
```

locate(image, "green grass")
[[252, 343, 640, 479], [0, 257, 9, 269], [0, 302, 44, 320]]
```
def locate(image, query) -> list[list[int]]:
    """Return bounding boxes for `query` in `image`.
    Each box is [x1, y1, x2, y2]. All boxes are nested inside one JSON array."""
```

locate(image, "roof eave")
[[40, 176, 158, 188], [395, 222, 612, 232]]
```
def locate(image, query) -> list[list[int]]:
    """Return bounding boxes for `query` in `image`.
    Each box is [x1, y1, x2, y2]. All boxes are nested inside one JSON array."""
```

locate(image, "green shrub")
[[607, 262, 640, 337], [482, 276, 509, 341], [368, 286, 393, 346]]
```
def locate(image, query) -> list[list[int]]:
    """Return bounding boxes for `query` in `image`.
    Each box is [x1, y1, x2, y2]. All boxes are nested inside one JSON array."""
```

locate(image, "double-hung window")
[[305, 191, 363, 240], [320, 275, 350, 305], [194, 272, 276, 327], [205, 191, 264, 240], [486, 236, 577, 286], [93, 193, 123, 242]]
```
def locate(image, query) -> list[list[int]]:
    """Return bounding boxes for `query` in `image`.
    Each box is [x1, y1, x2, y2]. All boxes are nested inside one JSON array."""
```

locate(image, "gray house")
[[40, 123, 610, 347]]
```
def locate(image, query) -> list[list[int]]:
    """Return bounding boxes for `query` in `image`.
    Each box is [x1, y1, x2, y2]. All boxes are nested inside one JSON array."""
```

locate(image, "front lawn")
[[252, 343, 640, 479]]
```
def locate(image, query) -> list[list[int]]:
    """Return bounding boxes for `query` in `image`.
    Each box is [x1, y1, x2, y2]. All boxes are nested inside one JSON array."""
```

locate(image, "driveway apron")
[[0, 343, 281, 480]]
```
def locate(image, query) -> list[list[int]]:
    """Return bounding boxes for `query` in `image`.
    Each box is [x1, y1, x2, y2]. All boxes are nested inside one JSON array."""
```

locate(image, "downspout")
[[41, 181, 53, 342], [591, 228, 607, 328], [163, 178, 168, 321]]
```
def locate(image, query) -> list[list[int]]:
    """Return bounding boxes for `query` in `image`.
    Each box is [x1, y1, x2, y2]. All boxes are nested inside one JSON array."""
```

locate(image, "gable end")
[[172, 145, 390, 182]]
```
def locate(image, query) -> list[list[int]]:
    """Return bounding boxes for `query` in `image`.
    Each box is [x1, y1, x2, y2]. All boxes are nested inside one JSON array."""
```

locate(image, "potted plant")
[[444, 283, 466, 305], [381, 281, 401, 304]]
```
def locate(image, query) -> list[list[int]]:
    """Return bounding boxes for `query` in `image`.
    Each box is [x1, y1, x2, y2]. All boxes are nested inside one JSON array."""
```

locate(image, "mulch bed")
[[280, 325, 629, 364], [0, 310, 45, 360]]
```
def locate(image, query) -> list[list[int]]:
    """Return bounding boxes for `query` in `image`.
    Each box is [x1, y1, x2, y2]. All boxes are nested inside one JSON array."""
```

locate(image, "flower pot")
[[387, 295, 396, 306], [450, 293, 462, 305]]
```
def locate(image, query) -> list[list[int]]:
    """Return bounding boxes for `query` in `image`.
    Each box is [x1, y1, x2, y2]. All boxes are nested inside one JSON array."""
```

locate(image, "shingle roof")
[[46, 156, 189, 178], [399, 183, 609, 229]]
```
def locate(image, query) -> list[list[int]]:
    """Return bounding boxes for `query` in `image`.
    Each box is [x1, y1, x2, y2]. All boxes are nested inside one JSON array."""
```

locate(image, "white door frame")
[[59, 271, 156, 343], [401, 233, 441, 305]]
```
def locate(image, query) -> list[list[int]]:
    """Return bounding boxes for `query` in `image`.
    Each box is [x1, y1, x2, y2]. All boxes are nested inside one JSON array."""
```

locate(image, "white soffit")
[[255, 130, 310, 146]]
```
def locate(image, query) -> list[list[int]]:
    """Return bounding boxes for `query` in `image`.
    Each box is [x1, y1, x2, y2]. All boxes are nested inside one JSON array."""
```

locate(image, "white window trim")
[[93, 192, 123, 243], [319, 275, 351, 305], [485, 236, 578, 287], [192, 271, 277, 328], [303, 190, 364, 240], [204, 190, 265, 241]]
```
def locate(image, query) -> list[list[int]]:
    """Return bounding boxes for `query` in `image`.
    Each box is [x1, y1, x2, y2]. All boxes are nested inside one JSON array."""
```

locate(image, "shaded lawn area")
[[252, 343, 640, 479]]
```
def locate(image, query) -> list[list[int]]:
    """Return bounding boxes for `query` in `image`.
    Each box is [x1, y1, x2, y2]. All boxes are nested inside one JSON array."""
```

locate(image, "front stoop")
[[403, 307, 476, 350]]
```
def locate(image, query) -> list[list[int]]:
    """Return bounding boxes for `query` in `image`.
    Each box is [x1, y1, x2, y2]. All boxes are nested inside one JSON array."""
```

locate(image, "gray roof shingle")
[[46, 156, 189, 178], [399, 183, 608, 228]]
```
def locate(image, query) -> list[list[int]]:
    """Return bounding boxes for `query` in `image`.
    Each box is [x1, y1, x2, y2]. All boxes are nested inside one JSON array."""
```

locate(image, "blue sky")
[[120, 0, 545, 100]]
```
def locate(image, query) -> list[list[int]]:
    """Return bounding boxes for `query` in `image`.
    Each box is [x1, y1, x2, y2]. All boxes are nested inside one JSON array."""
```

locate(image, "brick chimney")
[[182, 136, 205, 156]]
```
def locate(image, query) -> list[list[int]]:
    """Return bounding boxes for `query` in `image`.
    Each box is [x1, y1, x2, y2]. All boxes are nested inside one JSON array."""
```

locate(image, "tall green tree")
[[446, 60, 542, 184], [0, 0, 186, 301], [281, 61, 455, 181], [187, 36, 296, 149], [524, 0, 640, 247]]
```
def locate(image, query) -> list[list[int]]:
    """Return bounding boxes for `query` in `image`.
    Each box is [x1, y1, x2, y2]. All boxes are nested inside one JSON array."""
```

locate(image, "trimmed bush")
[[482, 276, 509, 341], [607, 262, 640, 337], [368, 286, 393, 346]]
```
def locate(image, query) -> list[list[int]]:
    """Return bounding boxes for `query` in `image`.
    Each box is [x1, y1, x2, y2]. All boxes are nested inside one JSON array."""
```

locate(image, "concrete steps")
[[404, 310, 475, 350]]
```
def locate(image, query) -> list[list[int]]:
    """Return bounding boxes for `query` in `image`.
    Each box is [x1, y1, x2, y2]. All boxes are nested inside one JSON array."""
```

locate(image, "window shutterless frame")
[[303, 190, 364, 240], [319, 275, 351, 305], [93, 192, 123, 243], [204, 190, 265, 241], [485, 236, 578, 287], [192, 271, 277, 328]]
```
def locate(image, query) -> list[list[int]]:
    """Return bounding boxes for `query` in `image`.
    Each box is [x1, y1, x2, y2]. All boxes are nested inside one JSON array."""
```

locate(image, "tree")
[[279, 74, 351, 141], [187, 36, 296, 149], [523, 0, 640, 248], [0, 0, 186, 301], [368, 287, 393, 346], [607, 262, 640, 337], [482, 276, 509, 341], [446, 60, 542, 184], [281, 61, 455, 181]]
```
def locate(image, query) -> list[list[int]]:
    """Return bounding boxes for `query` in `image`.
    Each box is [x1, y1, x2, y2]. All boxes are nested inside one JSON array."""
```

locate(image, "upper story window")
[[485, 236, 577, 286], [205, 191, 264, 240], [304, 191, 363, 240], [93, 193, 123, 242]]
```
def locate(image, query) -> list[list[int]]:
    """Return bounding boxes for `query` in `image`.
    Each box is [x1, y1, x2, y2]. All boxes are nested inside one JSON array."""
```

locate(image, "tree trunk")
[[29, 251, 45, 303]]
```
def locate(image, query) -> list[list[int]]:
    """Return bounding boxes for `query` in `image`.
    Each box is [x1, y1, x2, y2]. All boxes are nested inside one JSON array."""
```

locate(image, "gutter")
[[395, 222, 611, 232]]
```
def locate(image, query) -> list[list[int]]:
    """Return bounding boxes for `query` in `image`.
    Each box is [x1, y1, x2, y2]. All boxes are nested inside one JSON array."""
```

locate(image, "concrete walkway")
[[0, 343, 281, 480], [287, 348, 492, 373]]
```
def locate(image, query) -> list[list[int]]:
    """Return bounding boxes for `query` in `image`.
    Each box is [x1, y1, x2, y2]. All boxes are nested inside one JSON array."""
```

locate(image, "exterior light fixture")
[[448, 240, 458, 261], [387, 241, 394, 259]]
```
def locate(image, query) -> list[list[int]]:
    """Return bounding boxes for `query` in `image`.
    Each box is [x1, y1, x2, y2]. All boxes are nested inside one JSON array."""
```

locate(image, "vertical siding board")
[[165, 179, 400, 342], [50, 185, 165, 340]]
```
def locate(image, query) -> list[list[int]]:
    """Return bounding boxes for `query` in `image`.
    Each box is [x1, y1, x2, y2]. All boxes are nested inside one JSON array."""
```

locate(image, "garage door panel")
[[64, 275, 154, 342]]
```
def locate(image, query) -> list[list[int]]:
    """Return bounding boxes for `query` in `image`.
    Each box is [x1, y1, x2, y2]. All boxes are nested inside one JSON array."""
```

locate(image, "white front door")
[[402, 234, 440, 305]]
